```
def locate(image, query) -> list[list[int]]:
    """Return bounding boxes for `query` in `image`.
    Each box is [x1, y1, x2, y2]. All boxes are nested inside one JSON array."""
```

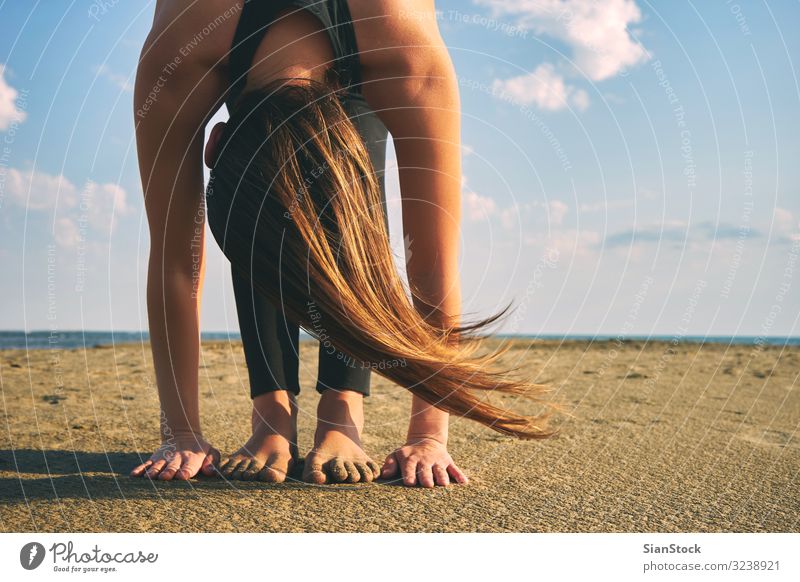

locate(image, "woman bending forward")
[[131, 0, 556, 488]]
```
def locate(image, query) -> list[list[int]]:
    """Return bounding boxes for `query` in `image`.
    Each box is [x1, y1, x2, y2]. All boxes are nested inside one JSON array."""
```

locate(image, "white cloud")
[[477, 0, 649, 112], [470, 195, 570, 230], [5, 168, 79, 210], [80, 180, 133, 232], [579, 198, 635, 212], [94, 64, 134, 92], [524, 227, 601, 257], [464, 189, 497, 221], [54, 217, 80, 247], [475, 0, 649, 81], [600, 217, 799, 249], [499, 205, 520, 229], [548, 199, 569, 225], [4, 167, 131, 245], [773, 207, 799, 242], [571, 88, 590, 110], [493, 63, 590, 111], [774, 207, 795, 231], [0, 64, 27, 131]]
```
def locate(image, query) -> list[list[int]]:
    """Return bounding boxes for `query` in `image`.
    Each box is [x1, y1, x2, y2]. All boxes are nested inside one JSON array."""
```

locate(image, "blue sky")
[[0, 0, 798, 337]]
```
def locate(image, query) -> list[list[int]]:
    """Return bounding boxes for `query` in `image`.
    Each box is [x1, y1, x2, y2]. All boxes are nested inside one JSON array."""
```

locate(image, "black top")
[[227, 0, 363, 106]]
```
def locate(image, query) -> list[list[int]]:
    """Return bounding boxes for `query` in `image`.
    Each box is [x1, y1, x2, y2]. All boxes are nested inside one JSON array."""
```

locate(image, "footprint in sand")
[[737, 428, 797, 449], [623, 371, 648, 379], [42, 394, 67, 404]]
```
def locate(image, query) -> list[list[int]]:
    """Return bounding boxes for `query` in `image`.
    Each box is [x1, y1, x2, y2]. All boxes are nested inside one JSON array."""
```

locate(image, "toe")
[[218, 457, 233, 477], [258, 467, 284, 483], [258, 464, 287, 483], [242, 459, 265, 481], [220, 457, 242, 478], [367, 460, 382, 480], [328, 458, 349, 483], [258, 453, 289, 483], [231, 458, 252, 480], [343, 460, 360, 483], [354, 462, 374, 483], [302, 458, 327, 484]]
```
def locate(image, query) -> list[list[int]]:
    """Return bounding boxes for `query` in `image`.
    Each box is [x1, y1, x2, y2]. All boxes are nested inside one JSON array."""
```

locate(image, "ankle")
[[319, 388, 363, 404], [251, 391, 297, 433], [252, 391, 296, 413], [316, 390, 364, 433]]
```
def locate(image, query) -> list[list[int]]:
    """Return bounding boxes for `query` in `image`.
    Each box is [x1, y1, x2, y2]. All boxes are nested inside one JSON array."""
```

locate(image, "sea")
[[1, 330, 798, 350]]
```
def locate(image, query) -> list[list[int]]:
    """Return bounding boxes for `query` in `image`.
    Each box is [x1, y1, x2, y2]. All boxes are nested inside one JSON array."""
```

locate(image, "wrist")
[[408, 394, 449, 444], [405, 432, 448, 447], [160, 423, 203, 444]]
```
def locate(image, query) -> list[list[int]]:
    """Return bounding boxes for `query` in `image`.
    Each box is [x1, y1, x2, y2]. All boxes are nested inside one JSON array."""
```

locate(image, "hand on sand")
[[130, 434, 219, 481], [381, 437, 468, 487]]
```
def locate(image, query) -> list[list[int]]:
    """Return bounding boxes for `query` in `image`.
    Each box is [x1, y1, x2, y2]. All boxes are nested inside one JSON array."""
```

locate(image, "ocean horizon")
[[1, 330, 798, 350]]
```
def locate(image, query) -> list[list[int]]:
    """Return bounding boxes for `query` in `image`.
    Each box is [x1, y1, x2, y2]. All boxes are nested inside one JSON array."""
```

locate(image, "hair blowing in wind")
[[206, 80, 561, 439]]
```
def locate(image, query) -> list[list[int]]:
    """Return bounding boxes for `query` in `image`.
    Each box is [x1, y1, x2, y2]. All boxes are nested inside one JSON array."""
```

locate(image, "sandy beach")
[[1, 338, 797, 532]]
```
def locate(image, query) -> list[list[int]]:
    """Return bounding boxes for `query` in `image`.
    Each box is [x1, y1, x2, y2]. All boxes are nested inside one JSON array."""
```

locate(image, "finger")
[[433, 465, 450, 487], [200, 449, 219, 476], [418, 464, 435, 488], [130, 459, 153, 478], [401, 459, 418, 487], [381, 454, 399, 479], [354, 462, 374, 483], [367, 459, 382, 480], [157, 454, 183, 480], [175, 454, 203, 481], [144, 459, 167, 479], [303, 458, 326, 484], [328, 458, 348, 483], [343, 460, 360, 483], [447, 463, 469, 484]]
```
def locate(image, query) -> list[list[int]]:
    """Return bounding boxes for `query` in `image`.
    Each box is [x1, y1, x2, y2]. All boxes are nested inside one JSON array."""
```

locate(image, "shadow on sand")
[[0, 449, 399, 501]]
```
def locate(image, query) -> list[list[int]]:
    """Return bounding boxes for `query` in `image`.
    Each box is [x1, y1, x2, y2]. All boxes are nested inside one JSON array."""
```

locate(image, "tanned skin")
[[131, 0, 467, 487]]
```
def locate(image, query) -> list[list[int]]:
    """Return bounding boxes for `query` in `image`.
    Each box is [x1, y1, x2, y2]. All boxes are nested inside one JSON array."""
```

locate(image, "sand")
[[1, 338, 797, 532]]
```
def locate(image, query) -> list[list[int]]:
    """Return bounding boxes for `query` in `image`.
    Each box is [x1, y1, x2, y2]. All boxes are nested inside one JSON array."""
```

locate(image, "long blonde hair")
[[206, 79, 561, 439]]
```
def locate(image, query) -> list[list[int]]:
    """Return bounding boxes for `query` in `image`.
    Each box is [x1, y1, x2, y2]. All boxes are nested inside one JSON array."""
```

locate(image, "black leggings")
[[232, 95, 389, 400]]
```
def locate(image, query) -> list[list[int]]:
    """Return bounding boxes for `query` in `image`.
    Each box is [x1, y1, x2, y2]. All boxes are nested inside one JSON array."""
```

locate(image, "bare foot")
[[217, 391, 298, 482], [302, 390, 380, 484]]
